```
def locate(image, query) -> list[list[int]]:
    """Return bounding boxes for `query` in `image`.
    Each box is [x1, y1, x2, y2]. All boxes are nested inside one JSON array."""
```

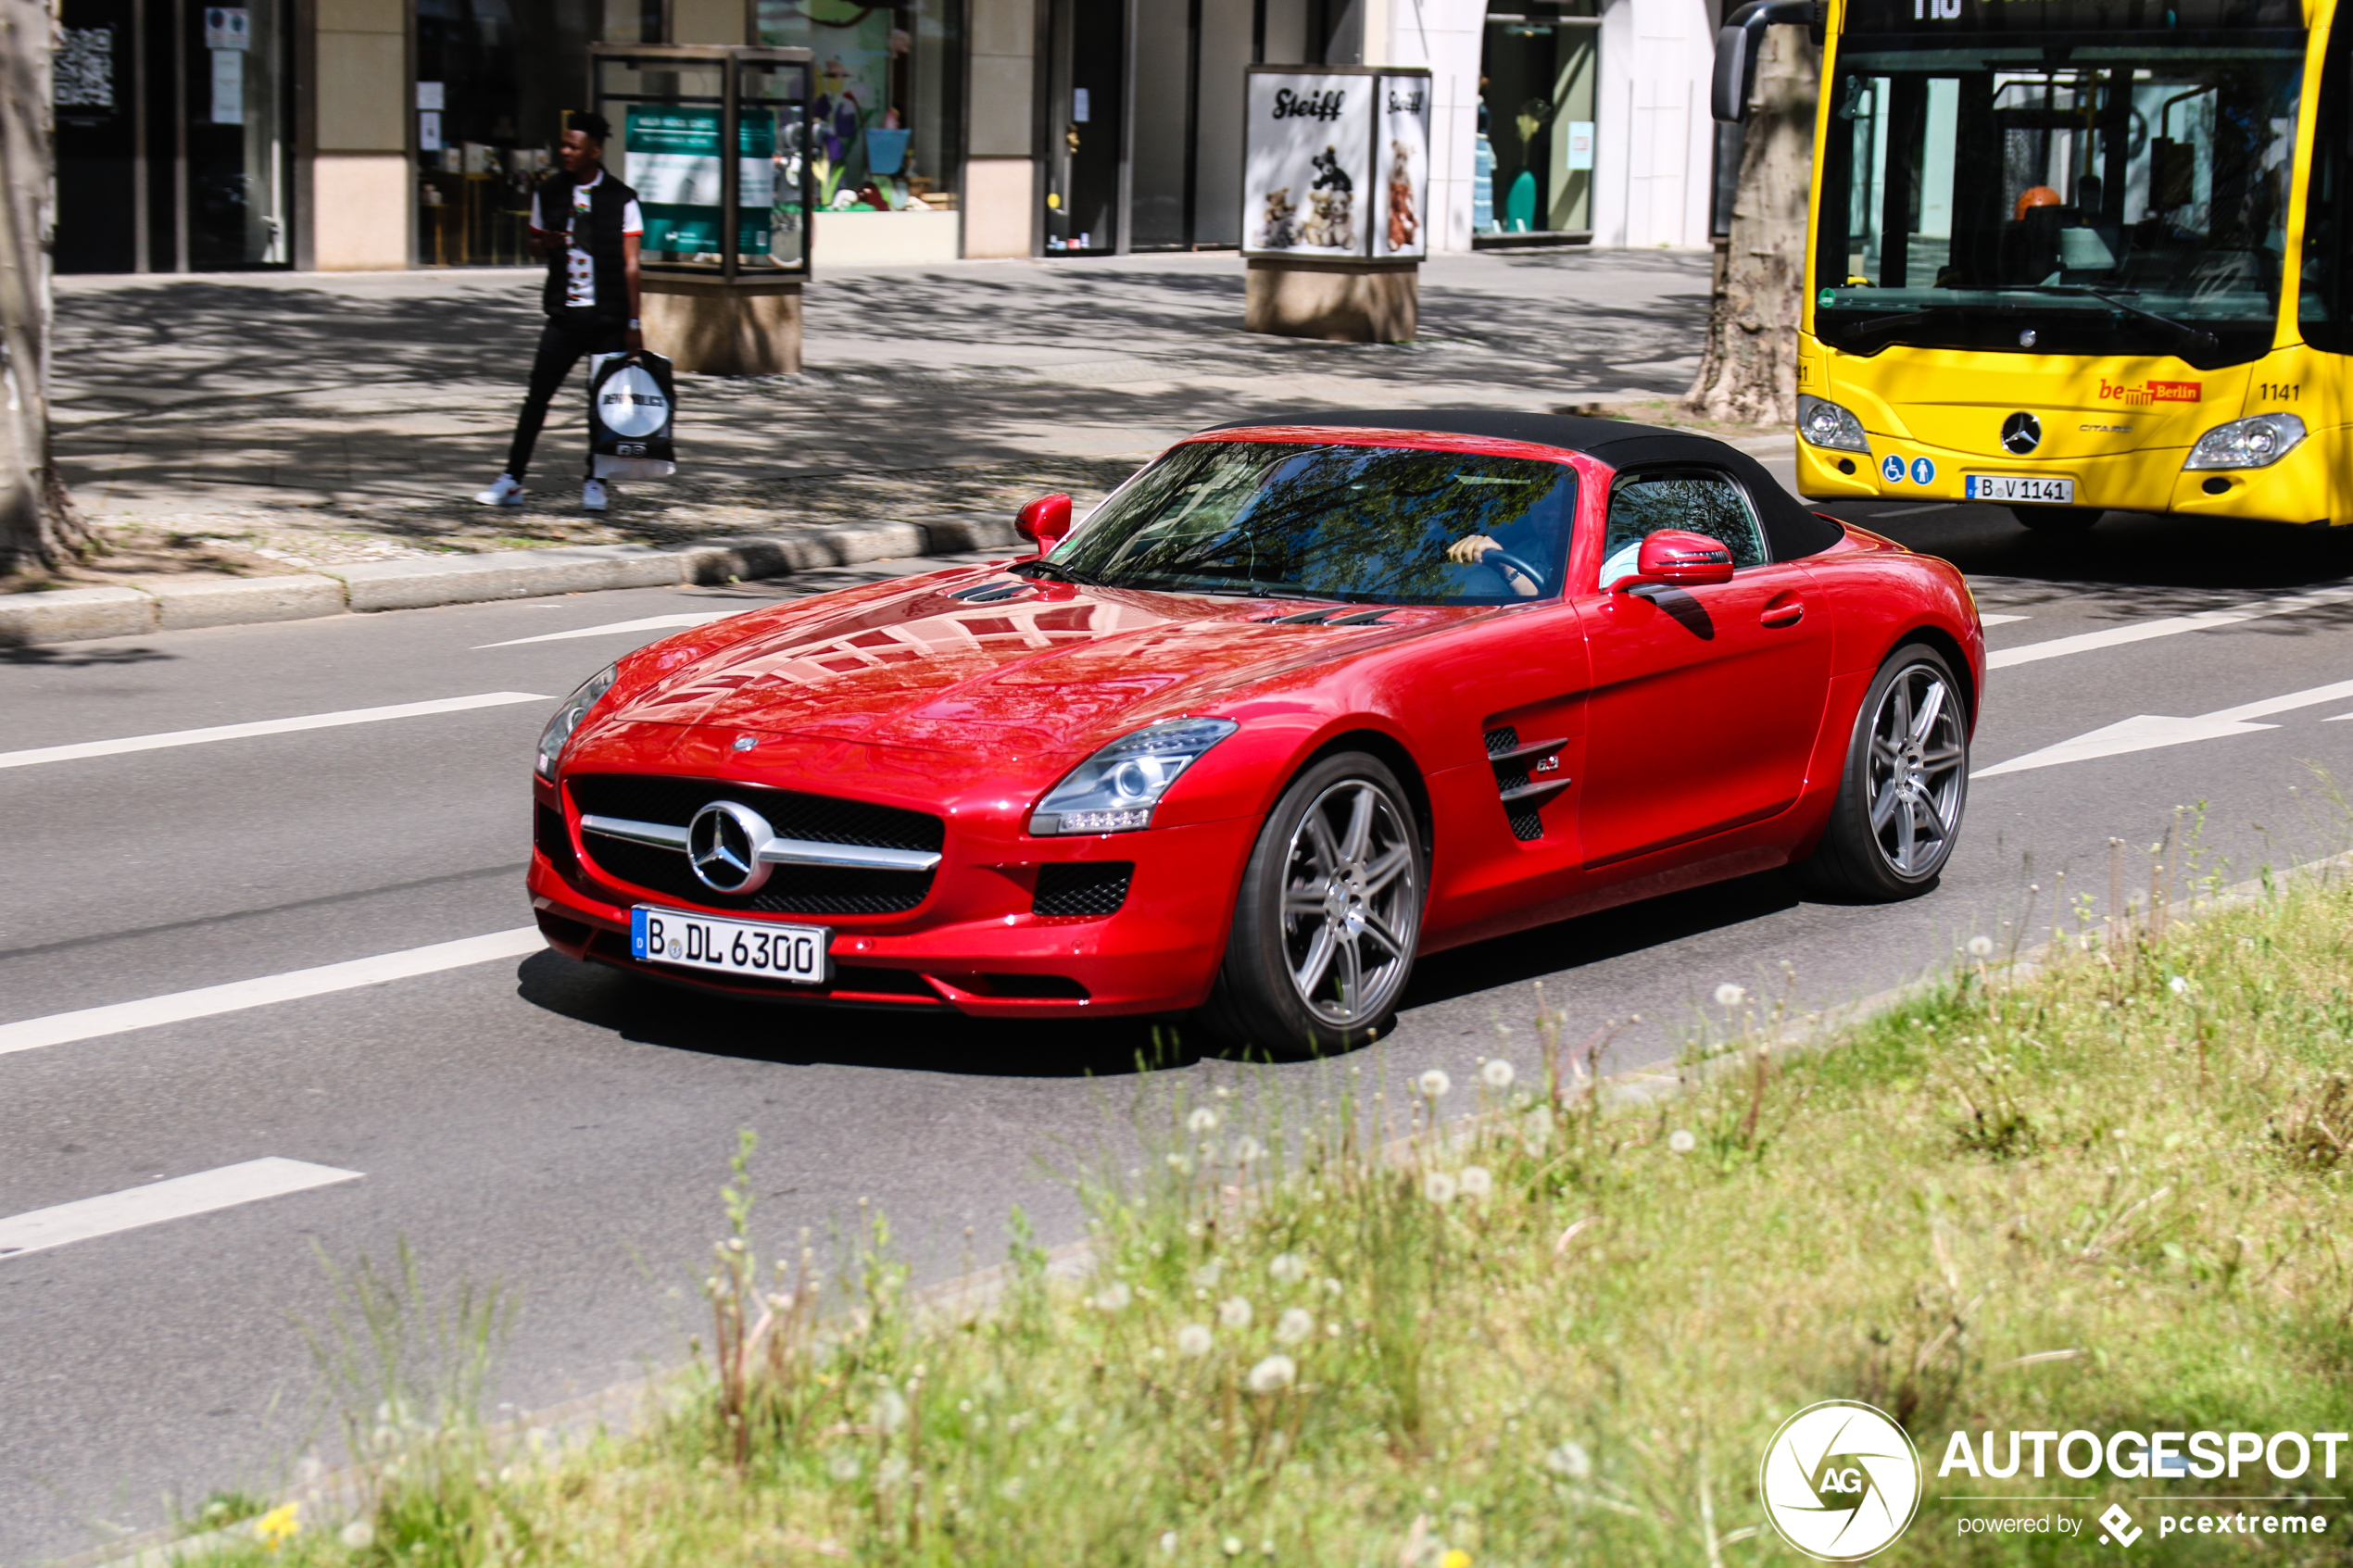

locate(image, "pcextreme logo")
[[1760, 1400, 1924, 1561]]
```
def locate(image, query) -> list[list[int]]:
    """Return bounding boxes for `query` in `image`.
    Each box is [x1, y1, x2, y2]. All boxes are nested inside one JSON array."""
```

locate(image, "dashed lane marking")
[[1986, 583, 2353, 671], [475, 613, 734, 648], [0, 693, 552, 771], [0, 928, 544, 1057], [0, 1159, 362, 1260]]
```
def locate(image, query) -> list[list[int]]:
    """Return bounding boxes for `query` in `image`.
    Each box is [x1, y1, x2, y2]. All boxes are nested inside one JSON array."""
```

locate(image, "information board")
[[1242, 68, 1430, 261]]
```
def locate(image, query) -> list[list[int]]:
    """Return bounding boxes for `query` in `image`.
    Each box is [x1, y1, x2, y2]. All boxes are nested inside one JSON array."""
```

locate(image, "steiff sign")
[[1241, 67, 1431, 262]]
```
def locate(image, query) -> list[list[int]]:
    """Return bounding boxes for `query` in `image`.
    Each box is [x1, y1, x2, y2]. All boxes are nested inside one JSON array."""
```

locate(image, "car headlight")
[[2183, 413, 2306, 470], [1029, 717, 1239, 834], [535, 662, 618, 779], [1796, 394, 1871, 454]]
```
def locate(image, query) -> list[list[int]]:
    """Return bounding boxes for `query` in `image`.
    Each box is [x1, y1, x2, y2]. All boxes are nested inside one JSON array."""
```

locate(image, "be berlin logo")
[[1757, 1400, 2344, 1559]]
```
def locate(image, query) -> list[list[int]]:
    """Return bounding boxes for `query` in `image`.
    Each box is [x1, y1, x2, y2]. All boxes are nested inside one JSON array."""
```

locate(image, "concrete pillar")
[[964, 0, 1038, 258], [309, 0, 410, 269]]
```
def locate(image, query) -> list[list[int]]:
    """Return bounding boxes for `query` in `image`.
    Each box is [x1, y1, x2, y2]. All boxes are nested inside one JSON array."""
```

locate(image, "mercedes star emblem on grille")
[[687, 799, 774, 894], [2001, 412, 2043, 454]]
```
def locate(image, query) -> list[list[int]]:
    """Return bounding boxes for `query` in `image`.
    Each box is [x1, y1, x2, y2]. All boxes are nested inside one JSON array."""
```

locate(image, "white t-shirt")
[[530, 170, 645, 310]]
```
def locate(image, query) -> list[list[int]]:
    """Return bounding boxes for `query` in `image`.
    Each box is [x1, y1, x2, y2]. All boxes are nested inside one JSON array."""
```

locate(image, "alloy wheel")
[[1279, 778, 1418, 1027], [1866, 662, 1966, 879]]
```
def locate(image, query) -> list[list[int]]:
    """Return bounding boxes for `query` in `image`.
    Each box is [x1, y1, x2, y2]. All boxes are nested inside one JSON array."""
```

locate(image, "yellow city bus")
[[1716, 0, 2341, 533]]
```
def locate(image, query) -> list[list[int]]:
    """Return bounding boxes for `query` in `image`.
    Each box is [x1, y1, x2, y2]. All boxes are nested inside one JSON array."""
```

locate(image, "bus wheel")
[[2012, 507, 2102, 533]]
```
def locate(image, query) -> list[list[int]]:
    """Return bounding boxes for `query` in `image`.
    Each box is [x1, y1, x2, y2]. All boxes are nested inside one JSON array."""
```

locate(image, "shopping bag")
[[586, 351, 677, 481]]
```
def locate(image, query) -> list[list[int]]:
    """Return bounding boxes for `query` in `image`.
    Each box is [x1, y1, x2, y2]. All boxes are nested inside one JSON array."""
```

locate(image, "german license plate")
[[630, 907, 830, 984], [1965, 474, 2076, 504]]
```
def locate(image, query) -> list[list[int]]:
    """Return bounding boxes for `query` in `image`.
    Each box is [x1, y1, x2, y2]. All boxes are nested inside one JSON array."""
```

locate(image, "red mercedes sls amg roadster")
[[527, 412, 1982, 1055]]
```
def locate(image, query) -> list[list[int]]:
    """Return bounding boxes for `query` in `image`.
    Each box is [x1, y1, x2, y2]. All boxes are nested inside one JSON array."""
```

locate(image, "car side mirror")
[[1015, 493, 1074, 557], [1613, 529, 1738, 591]]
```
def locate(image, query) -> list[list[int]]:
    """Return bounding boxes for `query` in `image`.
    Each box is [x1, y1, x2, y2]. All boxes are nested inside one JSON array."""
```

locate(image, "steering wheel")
[[1480, 551, 1546, 593]]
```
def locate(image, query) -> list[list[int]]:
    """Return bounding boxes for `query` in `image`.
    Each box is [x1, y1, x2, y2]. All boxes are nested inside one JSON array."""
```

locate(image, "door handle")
[[1760, 596, 1804, 628]]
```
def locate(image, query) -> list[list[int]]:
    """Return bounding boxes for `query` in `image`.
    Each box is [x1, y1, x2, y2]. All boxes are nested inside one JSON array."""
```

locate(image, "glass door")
[[185, 0, 291, 267]]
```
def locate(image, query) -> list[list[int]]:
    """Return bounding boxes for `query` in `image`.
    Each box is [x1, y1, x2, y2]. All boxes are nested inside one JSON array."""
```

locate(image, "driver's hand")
[[1445, 533, 1501, 565]]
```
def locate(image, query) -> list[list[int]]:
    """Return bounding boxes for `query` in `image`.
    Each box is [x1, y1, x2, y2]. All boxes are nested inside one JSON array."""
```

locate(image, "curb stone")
[[0, 517, 1026, 648]]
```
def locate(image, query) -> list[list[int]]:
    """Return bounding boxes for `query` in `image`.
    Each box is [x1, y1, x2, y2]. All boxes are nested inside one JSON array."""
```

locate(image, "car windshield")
[[1051, 441, 1578, 605], [1815, 27, 2304, 368]]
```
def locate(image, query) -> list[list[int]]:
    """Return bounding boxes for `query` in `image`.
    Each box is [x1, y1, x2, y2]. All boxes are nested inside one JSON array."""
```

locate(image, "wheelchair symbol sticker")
[[1881, 454, 1906, 483], [1910, 456, 1936, 485]]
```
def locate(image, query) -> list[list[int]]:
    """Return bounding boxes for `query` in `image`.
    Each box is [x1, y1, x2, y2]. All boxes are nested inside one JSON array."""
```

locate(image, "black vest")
[[540, 171, 637, 320]]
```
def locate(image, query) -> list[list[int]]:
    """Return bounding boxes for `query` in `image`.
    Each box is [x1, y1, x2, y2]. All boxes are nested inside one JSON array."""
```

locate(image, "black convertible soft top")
[[1204, 408, 1846, 563]]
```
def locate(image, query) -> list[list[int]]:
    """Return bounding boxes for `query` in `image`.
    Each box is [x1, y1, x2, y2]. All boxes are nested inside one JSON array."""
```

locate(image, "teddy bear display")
[[1385, 139, 1418, 253], [1301, 187, 1356, 249], [1254, 186, 1301, 249]]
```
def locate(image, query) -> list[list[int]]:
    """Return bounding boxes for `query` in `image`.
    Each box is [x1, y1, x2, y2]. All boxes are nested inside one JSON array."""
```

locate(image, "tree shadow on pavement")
[[514, 948, 1207, 1079]]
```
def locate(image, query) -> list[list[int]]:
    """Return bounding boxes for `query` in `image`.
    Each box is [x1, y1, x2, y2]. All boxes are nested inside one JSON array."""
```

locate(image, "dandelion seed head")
[[1480, 1060, 1516, 1090], [876, 1455, 911, 1488], [1161, 1533, 1179, 1556], [1232, 1135, 1265, 1164], [1714, 983, 1746, 1008], [1245, 1354, 1298, 1394], [2170, 974, 2188, 994], [1424, 1171, 1459, 1205], [1667, 1129, 1697, 1155], [1967, 935, 1994, 959], [1322, 1276, 1343, 1297], [1275, 1307, 1315, 1345], [873, 1388, 909, 1433], [829, 1451, 862, 1482], [1416, 1069, 1453, 1099], [1177, 1323, 1214, 1358], [1095, 1281, 1133, 1312], [1269, 1251, 1307, 1285], [1166, 1152, 1194, 1175], [1459, 1165, 1493, 1199], [1192, 1260, 1224, 1287], [1187, 1107, 1220, 1135], [338, 1522, 375, 1550], [1544, 1440, 1593, 1478], [1219, 1296, 1253, 1329], [1224, 1537, 1246, 1558]]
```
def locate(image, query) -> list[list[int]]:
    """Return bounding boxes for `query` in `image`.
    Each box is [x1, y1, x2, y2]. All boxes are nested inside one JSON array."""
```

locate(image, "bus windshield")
[[1814, 31, 2305, 368]]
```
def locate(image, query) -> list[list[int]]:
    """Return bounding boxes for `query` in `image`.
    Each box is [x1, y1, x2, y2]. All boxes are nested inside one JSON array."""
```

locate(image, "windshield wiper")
[[1840, 304, 1967, 342], [2010, 286, 2220, 353]]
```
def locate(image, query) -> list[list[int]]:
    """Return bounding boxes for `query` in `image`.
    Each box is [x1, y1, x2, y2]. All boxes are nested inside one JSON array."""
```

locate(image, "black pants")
[[502, 311, 626, 480]]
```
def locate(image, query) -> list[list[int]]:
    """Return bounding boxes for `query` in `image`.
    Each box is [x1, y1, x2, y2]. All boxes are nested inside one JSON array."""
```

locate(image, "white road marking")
[[0, 928, 544, 1057], [1980, 614, 2028, 627], [0, 1158, 362, 1260], [0, 693, 552, 771], [1974, 677, 2353, 778], [1986, 583, 2353, 670], [476, 613, 733, 648]]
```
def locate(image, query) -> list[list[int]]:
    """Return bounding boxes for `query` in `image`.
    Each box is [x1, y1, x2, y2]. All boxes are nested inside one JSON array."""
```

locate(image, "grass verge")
[[208, 875, 2353, 1566]]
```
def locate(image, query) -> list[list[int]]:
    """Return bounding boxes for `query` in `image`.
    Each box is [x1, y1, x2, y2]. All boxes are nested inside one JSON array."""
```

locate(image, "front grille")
[[1034, 861, 1134, 918], [567, 773, 941, 915]]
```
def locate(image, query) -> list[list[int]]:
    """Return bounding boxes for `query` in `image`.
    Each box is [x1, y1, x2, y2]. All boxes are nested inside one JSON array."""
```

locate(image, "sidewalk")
[[15, 248, 1730, 636]]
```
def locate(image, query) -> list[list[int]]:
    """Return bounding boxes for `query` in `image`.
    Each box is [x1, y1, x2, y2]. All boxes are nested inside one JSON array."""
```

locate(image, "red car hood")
[[611, 577, 1458, 757]]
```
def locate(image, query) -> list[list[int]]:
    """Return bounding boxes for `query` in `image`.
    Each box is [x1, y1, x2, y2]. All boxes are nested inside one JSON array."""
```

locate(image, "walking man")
[[474, 112, 645, 512]]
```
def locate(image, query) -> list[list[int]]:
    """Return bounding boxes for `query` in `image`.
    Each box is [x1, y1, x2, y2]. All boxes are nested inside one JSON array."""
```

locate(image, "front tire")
[[2012, 506, 2102, 533], [1199, 752, 1426, 1058], [1796, 644, 1969, 900]]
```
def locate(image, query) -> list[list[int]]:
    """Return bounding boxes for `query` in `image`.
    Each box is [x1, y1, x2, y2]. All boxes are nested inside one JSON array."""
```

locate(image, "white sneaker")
[[474, 473, 524, 507], [582, 478, 610, 512]]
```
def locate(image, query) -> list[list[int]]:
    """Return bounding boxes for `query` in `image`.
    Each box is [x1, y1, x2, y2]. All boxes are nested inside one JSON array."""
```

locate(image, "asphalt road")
[[6, 504, 2353, 1563]]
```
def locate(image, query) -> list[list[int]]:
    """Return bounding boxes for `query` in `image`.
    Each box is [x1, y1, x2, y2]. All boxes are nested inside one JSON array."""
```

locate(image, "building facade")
[[51, 0, 1729, 276]]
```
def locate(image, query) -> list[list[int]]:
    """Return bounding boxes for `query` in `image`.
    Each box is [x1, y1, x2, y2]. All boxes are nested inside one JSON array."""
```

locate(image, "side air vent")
[[1481, 724, 1571, 842], [1034, 861, 1135, 917]]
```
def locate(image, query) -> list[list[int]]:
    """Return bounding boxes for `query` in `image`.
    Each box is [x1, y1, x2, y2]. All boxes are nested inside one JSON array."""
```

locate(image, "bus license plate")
[[1966, 474, 2075, 505], [631, 907, 830, 984]]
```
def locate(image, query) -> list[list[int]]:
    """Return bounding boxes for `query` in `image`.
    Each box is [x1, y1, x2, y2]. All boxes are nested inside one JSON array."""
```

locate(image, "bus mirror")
[[1714, 0, 1822, 124]]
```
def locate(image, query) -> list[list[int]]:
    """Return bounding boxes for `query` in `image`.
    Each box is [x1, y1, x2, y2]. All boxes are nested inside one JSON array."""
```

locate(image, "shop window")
[[1478, 3, 1597, 239], [414, 0, 599, 266], [753, 1, 963, 216]]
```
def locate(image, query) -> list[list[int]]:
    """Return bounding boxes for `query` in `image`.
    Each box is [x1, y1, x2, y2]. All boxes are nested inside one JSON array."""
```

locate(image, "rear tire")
[[1795, 644, 1969, 901], [2012, 506, 2102, 533], [1197, 752, 1426, 1059]]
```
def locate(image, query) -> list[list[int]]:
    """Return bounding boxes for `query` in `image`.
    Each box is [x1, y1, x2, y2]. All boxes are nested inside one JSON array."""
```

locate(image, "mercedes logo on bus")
[[687, 799, 774, 894], [2000, 412, 2043, 454]]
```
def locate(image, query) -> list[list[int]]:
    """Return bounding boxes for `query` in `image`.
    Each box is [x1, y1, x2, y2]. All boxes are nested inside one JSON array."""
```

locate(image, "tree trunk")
[[0, 0, 92, 579], [1685, 23, 1820, 427]]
